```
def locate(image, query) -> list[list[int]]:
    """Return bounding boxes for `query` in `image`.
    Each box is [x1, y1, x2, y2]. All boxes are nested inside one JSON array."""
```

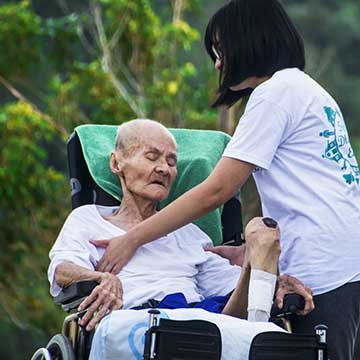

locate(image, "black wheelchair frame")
[[31, 279, 328, 360], [31, 130, 328, 359]]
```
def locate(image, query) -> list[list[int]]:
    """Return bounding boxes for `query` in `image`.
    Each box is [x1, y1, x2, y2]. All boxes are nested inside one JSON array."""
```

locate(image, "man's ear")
[[110, 151, 124, 176]]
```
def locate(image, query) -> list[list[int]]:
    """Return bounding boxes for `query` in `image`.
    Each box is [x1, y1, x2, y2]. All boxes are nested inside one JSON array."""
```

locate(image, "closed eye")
[[146, 152, 158, 161], [167, 157, 177, 167]]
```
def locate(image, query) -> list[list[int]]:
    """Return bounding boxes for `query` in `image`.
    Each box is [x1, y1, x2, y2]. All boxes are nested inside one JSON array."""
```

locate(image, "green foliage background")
[[0, 1, 359, 358]]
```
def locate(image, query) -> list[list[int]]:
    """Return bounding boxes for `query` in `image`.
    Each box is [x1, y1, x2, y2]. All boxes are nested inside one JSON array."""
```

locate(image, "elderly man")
[[48, 119, 313, 358]]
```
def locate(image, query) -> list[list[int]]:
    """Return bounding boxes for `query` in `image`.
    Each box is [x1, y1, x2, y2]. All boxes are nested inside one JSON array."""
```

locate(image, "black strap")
[[131, 298, 161, 310]]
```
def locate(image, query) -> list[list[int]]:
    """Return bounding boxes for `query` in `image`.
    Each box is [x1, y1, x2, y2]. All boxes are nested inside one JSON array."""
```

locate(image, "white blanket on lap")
[[90, 308, 285, 360]]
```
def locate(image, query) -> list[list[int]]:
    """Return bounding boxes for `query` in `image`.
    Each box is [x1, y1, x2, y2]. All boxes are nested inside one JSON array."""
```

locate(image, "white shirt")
[[223, 68, 360, 295], [48, 205, 241, 309]]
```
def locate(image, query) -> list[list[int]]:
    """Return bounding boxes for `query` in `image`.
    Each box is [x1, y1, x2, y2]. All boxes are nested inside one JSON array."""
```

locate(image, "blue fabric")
[[157, 292, 231, 314]]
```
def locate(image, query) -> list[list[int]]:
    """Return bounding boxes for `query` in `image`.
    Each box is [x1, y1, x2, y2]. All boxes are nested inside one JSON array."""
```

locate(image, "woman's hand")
[[275, 274, 314, 315], [90, 174, 141, 274], [78, 272, 123, 331], [91, 235, 138, 274], [205, 244, 246, 267]]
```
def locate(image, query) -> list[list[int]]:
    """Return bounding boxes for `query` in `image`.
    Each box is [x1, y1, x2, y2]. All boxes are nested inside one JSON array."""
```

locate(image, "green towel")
[[75, 124, 231, 245]]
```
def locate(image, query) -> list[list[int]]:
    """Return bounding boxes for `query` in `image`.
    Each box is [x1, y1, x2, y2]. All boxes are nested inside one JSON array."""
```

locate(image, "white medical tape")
[[247, 269, 277, 319]]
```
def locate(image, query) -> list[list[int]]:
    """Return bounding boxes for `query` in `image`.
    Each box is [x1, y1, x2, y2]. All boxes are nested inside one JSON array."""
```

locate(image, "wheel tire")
[[46, 334, 75, 360], [30, 347, 52, 360]]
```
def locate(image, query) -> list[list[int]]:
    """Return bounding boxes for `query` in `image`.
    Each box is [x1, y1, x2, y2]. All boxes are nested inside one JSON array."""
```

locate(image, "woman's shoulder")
[[249, 68, 321, 111], [255, 68, 304, 96]]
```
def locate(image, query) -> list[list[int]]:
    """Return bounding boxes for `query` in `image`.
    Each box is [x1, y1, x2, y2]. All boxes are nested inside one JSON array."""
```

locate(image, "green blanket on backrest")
[[75, 124, 231, 245]]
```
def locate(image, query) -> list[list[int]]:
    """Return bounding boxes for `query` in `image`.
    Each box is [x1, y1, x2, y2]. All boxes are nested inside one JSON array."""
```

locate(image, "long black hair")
[[205, 0, 305, 107]]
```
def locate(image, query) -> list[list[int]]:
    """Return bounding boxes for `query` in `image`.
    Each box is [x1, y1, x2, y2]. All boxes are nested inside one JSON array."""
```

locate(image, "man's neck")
[[107, 195, 157, 230]]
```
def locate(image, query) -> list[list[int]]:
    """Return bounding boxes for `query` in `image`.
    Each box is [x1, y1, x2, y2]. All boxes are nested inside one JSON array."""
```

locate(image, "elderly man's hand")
[[78, 272, 123, 331], [90, 235, 138, 274], [275, 274, 314, 316], [245, 217, 281, 274]]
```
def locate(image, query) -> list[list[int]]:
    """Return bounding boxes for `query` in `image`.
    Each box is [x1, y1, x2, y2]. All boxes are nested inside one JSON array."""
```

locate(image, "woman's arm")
[[94, 157, 255, 273]]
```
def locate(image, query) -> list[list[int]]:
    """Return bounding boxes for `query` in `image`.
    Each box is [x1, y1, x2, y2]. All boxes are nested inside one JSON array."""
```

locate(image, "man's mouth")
[[151, 180, 167, 187]]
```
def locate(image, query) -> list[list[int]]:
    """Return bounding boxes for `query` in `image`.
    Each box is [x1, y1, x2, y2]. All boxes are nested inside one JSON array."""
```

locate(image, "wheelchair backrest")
[[67, 125, 243, 246]]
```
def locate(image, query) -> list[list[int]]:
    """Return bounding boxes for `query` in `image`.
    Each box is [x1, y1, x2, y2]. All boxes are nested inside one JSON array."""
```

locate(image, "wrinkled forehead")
[[139, 132, 177, 153], [126, 130, 177, 157]]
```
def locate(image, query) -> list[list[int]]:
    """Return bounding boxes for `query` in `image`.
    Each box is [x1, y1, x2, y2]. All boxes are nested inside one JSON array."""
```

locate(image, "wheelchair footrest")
[[144, 318, 221, 360], [249, 331, 327, 360]]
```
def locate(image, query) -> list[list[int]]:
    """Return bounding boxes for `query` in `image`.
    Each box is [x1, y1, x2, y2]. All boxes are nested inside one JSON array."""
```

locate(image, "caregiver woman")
[[93, 1, 360, 359]]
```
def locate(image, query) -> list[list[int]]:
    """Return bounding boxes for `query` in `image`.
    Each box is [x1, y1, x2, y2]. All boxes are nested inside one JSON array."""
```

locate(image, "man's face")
[[120, 129, 177, 202]]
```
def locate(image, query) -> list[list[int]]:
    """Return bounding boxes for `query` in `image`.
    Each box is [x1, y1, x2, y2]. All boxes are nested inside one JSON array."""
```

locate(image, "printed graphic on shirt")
[[320, 106, 359, 185]]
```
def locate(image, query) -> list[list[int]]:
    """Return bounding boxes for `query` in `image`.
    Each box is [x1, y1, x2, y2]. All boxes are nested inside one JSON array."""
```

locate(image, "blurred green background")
[[0, 0, 359, 359]]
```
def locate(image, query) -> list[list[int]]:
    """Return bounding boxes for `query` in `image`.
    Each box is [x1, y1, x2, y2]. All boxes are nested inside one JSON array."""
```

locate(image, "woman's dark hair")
[[205, 0, 305, 107]]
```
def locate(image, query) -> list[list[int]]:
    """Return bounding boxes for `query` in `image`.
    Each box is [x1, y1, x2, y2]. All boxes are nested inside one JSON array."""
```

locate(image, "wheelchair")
[[31, 125, 328, 359], [31, 279, 327, 360]]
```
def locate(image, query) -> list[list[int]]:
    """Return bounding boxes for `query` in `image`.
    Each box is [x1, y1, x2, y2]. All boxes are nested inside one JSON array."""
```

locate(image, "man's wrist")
[[95, 271, 106, 282]]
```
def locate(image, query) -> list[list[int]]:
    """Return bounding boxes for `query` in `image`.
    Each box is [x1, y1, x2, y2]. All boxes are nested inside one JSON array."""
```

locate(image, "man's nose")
[[155, 160, 170, 174]]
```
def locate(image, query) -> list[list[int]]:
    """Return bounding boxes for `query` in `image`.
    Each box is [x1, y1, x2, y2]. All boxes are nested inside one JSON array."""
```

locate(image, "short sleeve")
[[47, 208, 100, 296], [223, 98, 291, 170]]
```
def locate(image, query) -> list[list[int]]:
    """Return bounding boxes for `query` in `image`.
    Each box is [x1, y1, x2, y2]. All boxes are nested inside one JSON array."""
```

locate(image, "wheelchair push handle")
[[271, 293, 305, 317], [284, 293, 305, 313]]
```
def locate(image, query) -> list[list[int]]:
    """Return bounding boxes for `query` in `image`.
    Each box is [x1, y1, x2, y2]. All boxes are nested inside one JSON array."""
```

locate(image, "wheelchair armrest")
[[144, 318, 221, 360], [249, 331, 327, 360], [54, 280, 98, 306], [270, 293, 305, 318]]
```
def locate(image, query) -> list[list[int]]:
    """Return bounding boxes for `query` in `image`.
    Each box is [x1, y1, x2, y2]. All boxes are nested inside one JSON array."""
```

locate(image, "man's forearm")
[[54, 261, 103, 288], [222, 264, 250, 318]]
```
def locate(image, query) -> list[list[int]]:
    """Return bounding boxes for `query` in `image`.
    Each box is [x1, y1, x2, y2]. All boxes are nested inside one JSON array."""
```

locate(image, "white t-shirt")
[[48, 205, 241, 309], [223, 68, 360, 295]]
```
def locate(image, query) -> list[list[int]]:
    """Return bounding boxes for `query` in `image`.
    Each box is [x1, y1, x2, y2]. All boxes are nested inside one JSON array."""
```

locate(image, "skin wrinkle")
[[54, 120, 178, 331], [107, 120, 178, 230], [116, 119, 176, 156]]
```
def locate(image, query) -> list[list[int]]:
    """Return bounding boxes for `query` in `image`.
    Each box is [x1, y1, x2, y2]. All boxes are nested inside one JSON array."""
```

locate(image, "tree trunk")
[[173, 0, 185, 22]]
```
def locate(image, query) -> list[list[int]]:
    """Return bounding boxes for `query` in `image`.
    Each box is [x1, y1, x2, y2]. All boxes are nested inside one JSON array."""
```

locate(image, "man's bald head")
[[115, 119, 176, 157]]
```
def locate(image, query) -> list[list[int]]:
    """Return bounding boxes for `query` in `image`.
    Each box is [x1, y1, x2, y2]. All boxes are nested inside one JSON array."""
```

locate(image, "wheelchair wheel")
[[30, 348, 52, 360], [46, 334, 75, 360]]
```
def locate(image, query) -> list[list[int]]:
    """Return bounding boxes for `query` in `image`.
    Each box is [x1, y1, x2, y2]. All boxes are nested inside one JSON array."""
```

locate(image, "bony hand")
[[205, 244, 246, 267], [245, 217, 280, 251], [275, 274, 314, 316], [90, 235, 138, 274], [245, 217, 281, 274], [78, 272, 123, 331]]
